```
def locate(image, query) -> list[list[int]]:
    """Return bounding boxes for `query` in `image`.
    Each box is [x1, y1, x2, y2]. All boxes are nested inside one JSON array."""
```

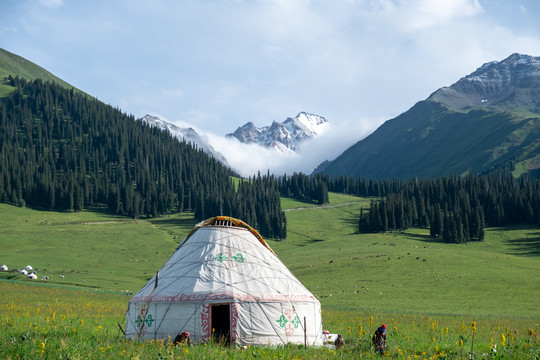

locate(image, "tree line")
[[356, 173, 539, 243], [279, 171, 539, 243], [278, 172, 329, 205], [0, 76, 286, 239]]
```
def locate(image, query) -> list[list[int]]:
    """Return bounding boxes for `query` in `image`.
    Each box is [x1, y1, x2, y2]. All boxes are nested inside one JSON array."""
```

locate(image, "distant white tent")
[[125, 216, 323, 346], [25, 265, 33, 271], [0, 264, 7, 271], [26, 273, 37, 280], [19, 269, 28, 275]]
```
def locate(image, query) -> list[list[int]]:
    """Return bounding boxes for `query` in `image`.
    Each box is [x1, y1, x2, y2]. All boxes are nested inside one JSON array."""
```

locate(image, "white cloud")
[[366, 0, 484, 33], [0, 25, 18, 36], [38, 0, 63, 8], [202, 114, 385, 177]]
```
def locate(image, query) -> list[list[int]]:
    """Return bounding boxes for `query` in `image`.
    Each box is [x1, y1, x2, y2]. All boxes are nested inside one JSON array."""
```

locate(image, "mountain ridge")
[[227, 112, 329, 152], [429, 53, 540, 110], [138, 115, 229, 166], [316, 53, 540, 179]]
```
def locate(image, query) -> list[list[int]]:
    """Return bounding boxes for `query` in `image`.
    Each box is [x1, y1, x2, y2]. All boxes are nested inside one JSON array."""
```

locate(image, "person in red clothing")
[[173, 331, 191, 346], [372, 324, 387, 354]]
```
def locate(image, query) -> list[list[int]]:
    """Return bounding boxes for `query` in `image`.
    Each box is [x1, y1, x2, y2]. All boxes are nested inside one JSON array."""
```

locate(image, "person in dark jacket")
[[334, 334, 345, 349], [372, 324, 387, 354]]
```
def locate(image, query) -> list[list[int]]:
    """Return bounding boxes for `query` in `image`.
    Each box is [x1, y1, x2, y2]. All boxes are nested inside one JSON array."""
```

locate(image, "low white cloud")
[[202, 115, 385, 177]]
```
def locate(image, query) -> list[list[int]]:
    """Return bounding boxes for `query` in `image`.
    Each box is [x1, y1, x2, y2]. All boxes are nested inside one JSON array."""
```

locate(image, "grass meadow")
[[1, 193, 539, 359]]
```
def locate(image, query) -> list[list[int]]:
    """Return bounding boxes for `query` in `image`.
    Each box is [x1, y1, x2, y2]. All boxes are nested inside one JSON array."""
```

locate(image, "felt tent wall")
[[125, 216, 323, 346]]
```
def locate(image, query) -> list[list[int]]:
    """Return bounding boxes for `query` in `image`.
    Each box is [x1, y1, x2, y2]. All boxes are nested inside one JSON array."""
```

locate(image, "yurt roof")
[[177, 216, 275, 255], [130, 216, 317, 303]]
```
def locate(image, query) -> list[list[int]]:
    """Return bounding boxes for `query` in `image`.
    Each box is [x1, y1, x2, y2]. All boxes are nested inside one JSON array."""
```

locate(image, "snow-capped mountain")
[[428, 53, 540, 110], [138, 115, 229, 166], [227, 112, 330, 152]]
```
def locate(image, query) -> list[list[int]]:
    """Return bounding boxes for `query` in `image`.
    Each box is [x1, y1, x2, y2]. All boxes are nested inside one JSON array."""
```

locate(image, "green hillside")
[[0, 48, 80, 98], [319, 100, 540, 179], [318, 54, 540, 180], [1, 195, 538, 318]]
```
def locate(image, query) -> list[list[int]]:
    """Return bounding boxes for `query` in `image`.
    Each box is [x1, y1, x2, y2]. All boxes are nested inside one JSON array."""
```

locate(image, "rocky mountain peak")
[[428, 53, 540, 110], [227, 112, 329, 152]]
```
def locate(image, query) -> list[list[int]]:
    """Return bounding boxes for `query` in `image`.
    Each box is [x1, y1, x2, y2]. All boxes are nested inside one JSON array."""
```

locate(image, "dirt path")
[[283, 201, 363, 211]]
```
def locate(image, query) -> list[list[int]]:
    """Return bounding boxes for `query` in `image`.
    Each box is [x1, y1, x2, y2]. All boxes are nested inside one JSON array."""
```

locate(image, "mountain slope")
[[316, 53, 540, 179], [138, 115, 229, 166], [227, 112, 329, 152], [0, 48, 82, 98]]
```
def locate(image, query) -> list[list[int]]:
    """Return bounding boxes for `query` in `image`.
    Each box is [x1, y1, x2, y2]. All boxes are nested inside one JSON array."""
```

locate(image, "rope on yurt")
[[117, 310, 127, 339], [226, 265, 322, 345], [154, 303, 173, 342], [156, 279, 289, 345], [164, 284, 232, 343], [226, 282, 290, 345], [137, 271, 159, 341]]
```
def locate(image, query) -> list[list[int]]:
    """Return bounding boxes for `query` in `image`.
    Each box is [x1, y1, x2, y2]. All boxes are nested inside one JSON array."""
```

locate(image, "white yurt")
[[0, 264, 7, 271], [125, 216, 323, 346], [26, 272, 38, 280]]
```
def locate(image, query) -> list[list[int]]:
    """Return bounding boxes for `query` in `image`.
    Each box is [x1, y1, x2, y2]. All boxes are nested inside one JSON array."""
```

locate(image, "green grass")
[[0, 79, 15, 98], [274, 194, 540, 317], [0, 48, 74, 90], [1, 282, 538, 359], [1, 194, 539, 358], [0, 204, 195, 293]]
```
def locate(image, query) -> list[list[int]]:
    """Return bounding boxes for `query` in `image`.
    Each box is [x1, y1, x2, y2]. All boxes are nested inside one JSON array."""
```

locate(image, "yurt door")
[[211, 303, 230, 344]]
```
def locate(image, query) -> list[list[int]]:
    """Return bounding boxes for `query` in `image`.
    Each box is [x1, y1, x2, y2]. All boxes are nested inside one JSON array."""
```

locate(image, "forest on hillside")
[[2, 76, 539, 244], [337, 173, 540, 243], [279, 172, 540, 243], [0, 76, 286, 239]]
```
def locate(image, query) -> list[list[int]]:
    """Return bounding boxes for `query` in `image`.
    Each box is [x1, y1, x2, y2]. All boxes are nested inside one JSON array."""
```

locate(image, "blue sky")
[[2, 0, 540, 175]]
